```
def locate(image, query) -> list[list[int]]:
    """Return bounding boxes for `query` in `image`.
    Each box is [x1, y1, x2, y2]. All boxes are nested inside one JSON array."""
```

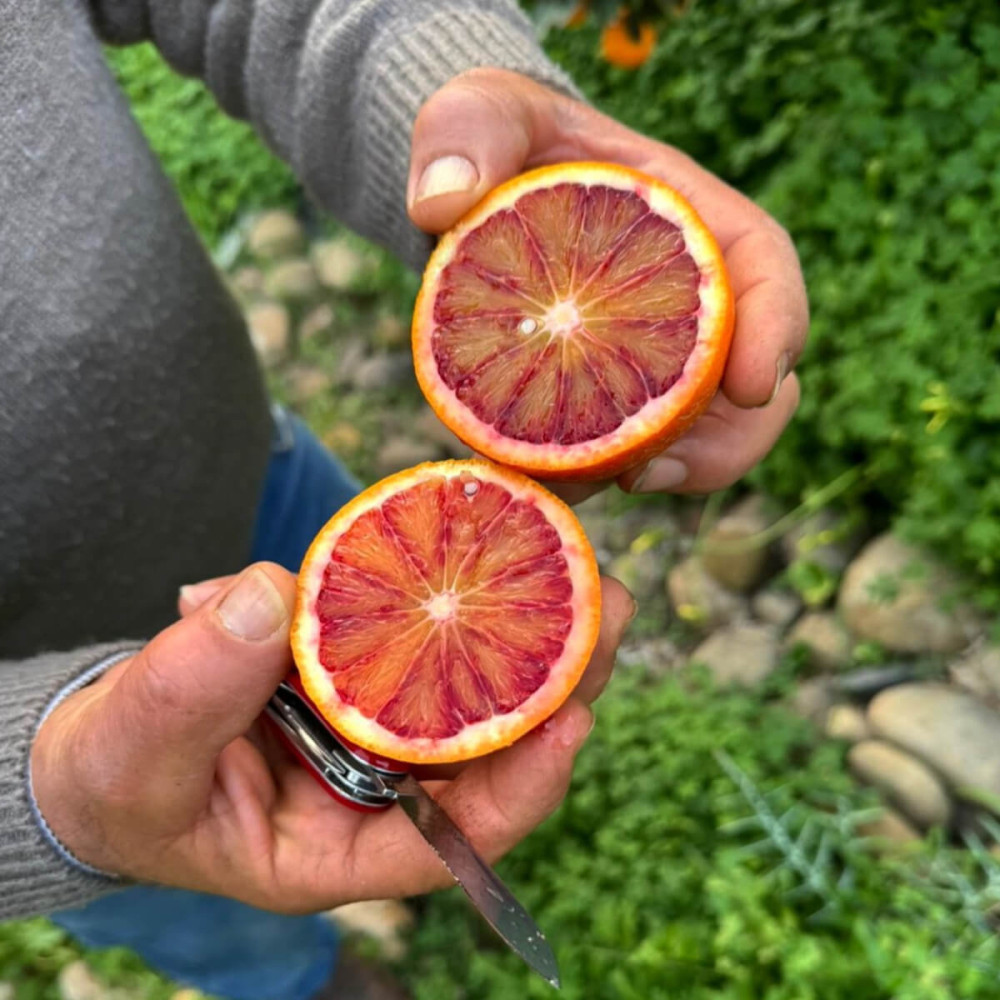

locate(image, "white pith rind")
[[292, 459, 602, 764], [413, 163, 732, 475]]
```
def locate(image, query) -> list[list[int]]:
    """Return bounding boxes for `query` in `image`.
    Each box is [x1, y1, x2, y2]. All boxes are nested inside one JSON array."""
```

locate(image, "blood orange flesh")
[[291, 460, 601, 764], [413, 162, 735, 481]]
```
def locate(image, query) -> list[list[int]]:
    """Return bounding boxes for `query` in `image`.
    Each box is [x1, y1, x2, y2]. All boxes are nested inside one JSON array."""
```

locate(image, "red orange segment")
[[292, 460, 601, 764], [413, 163, 735, 481]]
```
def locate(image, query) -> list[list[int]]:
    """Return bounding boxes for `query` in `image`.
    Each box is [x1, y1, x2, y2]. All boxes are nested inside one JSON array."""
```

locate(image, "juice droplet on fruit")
[[518, 317, 538, 336], [462, 478, 479, 498]]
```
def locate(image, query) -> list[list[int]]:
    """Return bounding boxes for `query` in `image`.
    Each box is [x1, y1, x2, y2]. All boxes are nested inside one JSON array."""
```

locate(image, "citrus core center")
[[544, 300, 581, 338], [426, 591, 460, 622]]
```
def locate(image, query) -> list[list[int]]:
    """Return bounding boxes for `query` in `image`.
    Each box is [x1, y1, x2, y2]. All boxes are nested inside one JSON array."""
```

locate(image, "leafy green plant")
[[105, 43, 298, 243], [535, 0, 1000, 607], [396, 668, 1000, 999]]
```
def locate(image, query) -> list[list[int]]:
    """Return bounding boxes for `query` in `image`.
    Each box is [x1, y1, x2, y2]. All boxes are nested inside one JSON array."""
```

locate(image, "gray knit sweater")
[[0, 0, 575, 920]]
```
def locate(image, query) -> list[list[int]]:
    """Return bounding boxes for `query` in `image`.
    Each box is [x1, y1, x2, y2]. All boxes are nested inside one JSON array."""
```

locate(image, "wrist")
[[29, 653, 137, 879]]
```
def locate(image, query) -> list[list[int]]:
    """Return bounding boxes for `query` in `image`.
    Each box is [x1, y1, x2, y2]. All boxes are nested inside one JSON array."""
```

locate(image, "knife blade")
[[264, 680, 561, 988], [390, 773, 561, 989]]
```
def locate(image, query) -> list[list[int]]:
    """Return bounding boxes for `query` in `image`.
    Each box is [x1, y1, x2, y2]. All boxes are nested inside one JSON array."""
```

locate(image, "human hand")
[[407, 69, 807, 502], [31, 563, 633, 913]]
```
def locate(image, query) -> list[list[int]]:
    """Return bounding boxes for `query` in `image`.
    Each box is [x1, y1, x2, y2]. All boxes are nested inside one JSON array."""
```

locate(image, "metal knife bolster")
[[265, 679, 407, 811]]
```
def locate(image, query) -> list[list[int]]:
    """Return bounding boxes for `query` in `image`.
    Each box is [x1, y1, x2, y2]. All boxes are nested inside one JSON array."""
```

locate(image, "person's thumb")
[[407, 69, 560, 234], [112, 563, 296, 779]]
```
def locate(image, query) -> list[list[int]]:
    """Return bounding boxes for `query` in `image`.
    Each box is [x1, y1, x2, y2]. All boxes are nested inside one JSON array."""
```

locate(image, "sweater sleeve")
[[87, 0, 580, 271], [0, 643, 141, 921]]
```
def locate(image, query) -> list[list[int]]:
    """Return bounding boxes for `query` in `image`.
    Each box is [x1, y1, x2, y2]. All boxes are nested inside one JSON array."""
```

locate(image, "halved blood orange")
[[413, 162, 735, 481], [291, 460, 601, 764]]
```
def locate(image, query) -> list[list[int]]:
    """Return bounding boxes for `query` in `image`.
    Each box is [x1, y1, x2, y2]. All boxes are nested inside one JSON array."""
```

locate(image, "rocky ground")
[[21, 209, 1000, 998]]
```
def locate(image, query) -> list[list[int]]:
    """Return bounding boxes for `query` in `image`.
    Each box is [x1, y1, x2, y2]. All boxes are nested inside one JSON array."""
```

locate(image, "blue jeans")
[[53, 408, 362, 1000]]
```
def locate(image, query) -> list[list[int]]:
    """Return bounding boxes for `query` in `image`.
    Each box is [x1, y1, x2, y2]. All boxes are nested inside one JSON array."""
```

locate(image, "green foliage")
[[0, 918, 176, 999], [536, 0, 1000, 605], [399, 668, 1000, 999], [105, 43, 298, 243]]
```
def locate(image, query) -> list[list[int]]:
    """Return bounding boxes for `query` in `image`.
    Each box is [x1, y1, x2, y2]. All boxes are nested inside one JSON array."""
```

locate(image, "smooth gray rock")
[[868, 683, 1000, 795], [784, 612, 851, 671], [353, 352, 414, 391], [849, 739, 952, 829], [690, 622, 780, 687], [824, 703, 871, 743], [838, 533, 979, 653], [700, 494, 772, 591], [263, 258, 319, 302], [245, 301, 290, 367], [247, 210, 304, 260], [751, 587, 802, 628], [949, 640, 1000, 708], [312, 238, 370, 291]]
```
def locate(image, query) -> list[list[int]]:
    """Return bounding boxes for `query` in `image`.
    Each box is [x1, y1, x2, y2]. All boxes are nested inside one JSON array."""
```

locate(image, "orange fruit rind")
[[413, 162, 735, 482], [291, 459, 602, 765]]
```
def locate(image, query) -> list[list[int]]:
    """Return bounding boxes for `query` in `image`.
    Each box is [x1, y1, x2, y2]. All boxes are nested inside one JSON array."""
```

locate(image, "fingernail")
[[631, 457, 687, 493], [217, 568, 287, 641], [759, 352, 792, 408], [179, 578, 227, 609], [415, 155, 479, 202], [626, 595, 639, 625]]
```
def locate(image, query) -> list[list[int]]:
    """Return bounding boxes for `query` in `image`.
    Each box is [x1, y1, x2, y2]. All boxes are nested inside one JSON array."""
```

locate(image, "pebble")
[[832, 663, 917, 700], [372, 312, 409, 350], [838, 532, 980, 654], [788, 676, 836, 724], [57, 962, 106, 1000], [689, 622, 780, 688], [332, 336, 369, 387], [751, 587, 802, 628], [849, 739, 952, 829], [312, 238, 369, 291], [375, 437, 442, 476], [284, 363, 333, 405], [784, 612, 851, 671], [299, 303, 335, 343], [868, 683, 1000, 796], [858, 807, 923, 847], [352, 352, 414, 391], [247, 210, 304, 260], [617, 635, 683, 676], [328, 899, 416, 961], [264, 258, 320, 303], [949, 639, 1000, 708], [229, 265, 265, 299], [667, 556, 747, 630], [700, 493, 773, 591], [245, 301, 290, 367], [824, 703, 871, 743]]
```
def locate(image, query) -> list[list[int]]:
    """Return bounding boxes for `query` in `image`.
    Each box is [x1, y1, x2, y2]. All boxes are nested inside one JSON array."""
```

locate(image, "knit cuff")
[[340, 6, 581, 272], [0, 642, 141, 920], [28, 651, 136, 881]]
